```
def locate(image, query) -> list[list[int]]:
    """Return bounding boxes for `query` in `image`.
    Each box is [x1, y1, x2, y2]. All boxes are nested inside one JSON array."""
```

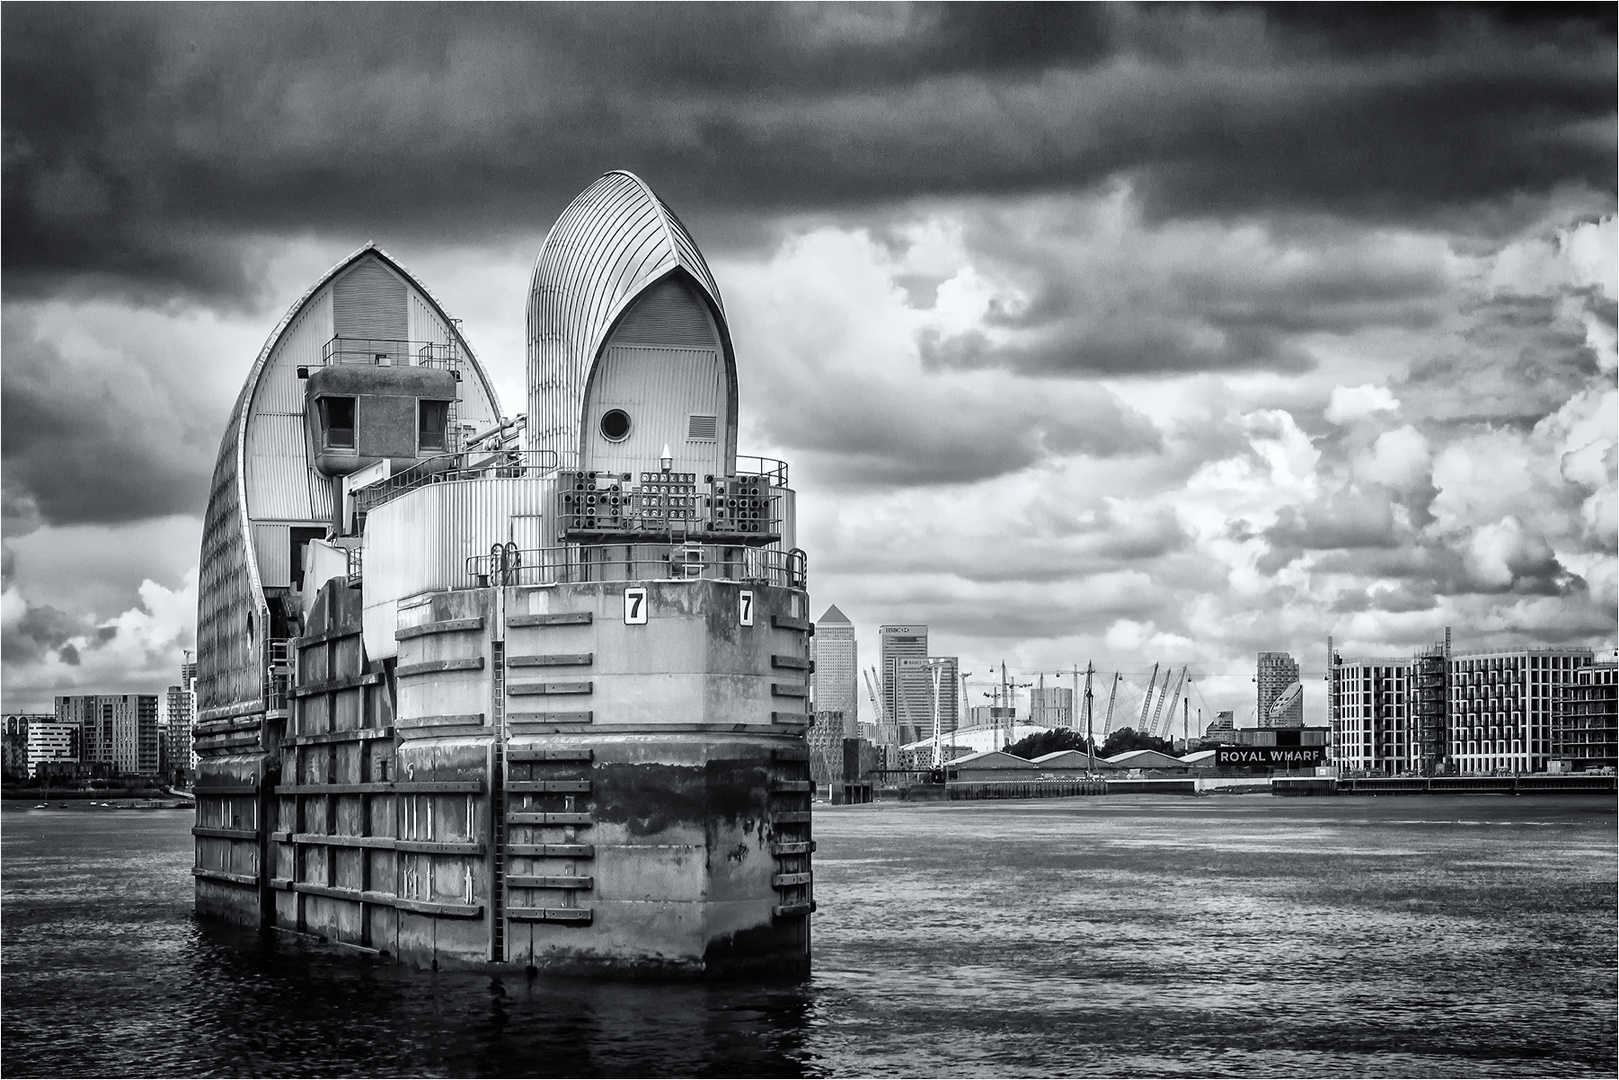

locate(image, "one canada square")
[[812, 606, 857, 738]]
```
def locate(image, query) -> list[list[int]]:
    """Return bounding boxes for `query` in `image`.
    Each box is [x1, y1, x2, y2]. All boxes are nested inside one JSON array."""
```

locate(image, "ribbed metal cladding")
[[360, 477, 551, 660], [333, 258, 408, 340], [197, 244, 504, 717], [526, 171, 738, 471]]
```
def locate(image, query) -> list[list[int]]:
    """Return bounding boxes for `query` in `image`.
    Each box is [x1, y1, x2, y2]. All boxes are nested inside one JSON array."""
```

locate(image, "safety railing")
[[321, 336, 463, 370], [265, 639, 292, 715], [352, 450, 560, 517], [466, 543, 807, 590], [735, 455, 789, 487]]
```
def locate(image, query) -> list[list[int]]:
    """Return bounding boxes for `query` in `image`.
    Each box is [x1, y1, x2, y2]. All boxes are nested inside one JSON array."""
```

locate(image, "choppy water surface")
[[3, 795, 1614, 1077]]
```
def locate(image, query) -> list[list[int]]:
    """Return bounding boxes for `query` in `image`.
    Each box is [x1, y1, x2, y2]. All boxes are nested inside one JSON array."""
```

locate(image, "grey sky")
[[4, 3, 1615, 720]]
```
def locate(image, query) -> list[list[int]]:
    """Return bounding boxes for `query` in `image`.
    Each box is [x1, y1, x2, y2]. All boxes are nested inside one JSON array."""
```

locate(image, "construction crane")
[[1080, 663, 1096, 769], [861, 668, 896, 768], [1078, 663, 1094, 736], [1153, 665, 1189, 739], [1137, 663, 1161, 733]]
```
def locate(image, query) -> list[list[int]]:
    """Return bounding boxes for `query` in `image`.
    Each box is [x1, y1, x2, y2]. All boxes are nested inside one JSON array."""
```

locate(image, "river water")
[[3, 794, 1614, 1077]]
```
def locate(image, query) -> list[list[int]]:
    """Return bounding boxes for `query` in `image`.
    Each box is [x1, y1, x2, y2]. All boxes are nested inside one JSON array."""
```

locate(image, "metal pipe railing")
[[352, 450, 560, 516], [320, 336, 463, 369], [466, 543, 807, 590], [734, 455, 789, 486]]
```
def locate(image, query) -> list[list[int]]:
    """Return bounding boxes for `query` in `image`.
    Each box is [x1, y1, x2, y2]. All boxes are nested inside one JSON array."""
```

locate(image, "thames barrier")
[[191, 172, 814, 976]]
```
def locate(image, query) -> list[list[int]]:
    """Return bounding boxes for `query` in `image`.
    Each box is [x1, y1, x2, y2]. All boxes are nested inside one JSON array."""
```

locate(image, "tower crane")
[[861, 667, 896, 768]]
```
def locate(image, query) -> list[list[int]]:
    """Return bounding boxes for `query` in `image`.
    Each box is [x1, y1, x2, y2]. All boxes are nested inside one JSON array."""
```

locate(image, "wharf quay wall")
[[1292, 774, 1617, 796], [929, 774, 1616, 801]]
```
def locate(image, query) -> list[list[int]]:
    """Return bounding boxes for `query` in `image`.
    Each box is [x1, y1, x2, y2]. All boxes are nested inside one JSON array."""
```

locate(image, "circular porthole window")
[[600, 409, 632, 441]]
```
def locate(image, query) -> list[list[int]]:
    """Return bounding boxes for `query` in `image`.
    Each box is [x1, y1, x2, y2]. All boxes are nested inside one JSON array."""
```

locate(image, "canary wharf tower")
[[192, 173, 813, 976]]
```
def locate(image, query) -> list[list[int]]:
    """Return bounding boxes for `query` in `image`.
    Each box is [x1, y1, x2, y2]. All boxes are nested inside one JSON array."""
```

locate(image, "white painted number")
[[624, 588, 647, 625], [739, 590, 754, 627]]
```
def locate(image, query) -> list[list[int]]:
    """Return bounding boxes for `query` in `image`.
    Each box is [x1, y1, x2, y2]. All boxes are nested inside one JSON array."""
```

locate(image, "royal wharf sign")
[[1215, 746, 1327, 767]]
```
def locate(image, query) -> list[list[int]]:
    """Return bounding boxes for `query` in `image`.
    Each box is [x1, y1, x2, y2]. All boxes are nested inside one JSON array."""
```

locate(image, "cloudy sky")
[[4, 4, 1615, 726]]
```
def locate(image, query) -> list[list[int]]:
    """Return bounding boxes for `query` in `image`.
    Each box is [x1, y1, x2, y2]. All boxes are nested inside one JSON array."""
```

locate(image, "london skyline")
[[4, 4, 1615, 724]]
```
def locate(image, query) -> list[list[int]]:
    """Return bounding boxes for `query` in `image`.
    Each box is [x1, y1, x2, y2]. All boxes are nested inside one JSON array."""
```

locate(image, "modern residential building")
[[1257, 651, 1303, 727], [1330, 643, 1598, 775], [880, 624, 930, 744], [1029, 685, 1074, 729], [1447, 649, 1593, 775], [3, 714, 49, 779], [26, 722, 78, 778], [55, 694, 161, 775], [166, 668, 198, 776], [810, 605, 857, 735], [1331, 657, 1417, 774], [1555, 661, 1618, 771]]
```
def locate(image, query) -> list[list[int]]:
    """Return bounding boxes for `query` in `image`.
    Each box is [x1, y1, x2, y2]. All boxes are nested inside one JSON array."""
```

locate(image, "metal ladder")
[[490, 640, 507, 963]]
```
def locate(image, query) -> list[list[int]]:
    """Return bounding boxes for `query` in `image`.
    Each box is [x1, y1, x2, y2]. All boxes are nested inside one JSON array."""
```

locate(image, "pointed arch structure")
[[526, 171, 737, 472], [196, 244, 503, 721]]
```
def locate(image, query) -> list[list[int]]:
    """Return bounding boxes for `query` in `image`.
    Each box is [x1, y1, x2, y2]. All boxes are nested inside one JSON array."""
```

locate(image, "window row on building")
[[1331, 648, 1616, 775]]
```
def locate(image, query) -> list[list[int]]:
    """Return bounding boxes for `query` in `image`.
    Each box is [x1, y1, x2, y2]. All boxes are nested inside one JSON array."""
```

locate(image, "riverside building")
[[1330, 641, 1597, 775], [1257, 651, 1303, 727], [26, 722, 78, 778], [1554, 661, 1618, 771], [55, 695, 159, 776], [165, 663, 198, 776], [191, 171, 812, 976], [2, 714, 47, 779], [1448, 648, 1593, 775], [1332, 657, 1417, 774]]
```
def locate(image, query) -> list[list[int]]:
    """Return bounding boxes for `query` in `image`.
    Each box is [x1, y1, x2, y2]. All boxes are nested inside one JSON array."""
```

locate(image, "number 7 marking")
[[739, 590, 754, 627], [624, 588, 647, 625]]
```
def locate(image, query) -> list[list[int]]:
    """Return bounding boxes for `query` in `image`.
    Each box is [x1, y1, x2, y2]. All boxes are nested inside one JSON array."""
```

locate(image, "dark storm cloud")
[[770, 379, 1162, 488], [1312, 538, 1581, 599], [1404, 292, 1604, 427], [0, 313, 221, 528], [0, 598, 92, 665], [4, 3, 1612, 305]]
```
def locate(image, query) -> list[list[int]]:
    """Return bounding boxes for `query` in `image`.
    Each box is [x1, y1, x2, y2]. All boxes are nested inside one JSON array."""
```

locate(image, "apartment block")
[[54, 694, 161, 776], [1554, 662, 1617, 770], [1447, 649, 1592, 775], [26, 722, 79, 778], [1258, 651, 1303, 728]]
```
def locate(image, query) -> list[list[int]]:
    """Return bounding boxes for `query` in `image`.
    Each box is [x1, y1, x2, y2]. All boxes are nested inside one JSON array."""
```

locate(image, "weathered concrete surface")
[[223, 576, 813, 978]]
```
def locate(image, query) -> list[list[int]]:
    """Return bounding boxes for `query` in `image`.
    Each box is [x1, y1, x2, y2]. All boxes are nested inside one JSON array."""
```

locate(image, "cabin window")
[[600, 409, 631, 441], [418, 400, 450, 452], [318, 396, 356, 450]]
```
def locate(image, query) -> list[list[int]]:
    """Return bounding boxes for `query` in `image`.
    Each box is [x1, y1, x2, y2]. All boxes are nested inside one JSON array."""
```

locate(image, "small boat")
[[32, 803, 47, 809]]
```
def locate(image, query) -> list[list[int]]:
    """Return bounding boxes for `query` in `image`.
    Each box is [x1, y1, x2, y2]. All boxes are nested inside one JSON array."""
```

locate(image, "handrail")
[[467, 543, 808, 590], [321, 336, 462, 370], [734, 455, 789, 487], [352, 450, 560, 516]]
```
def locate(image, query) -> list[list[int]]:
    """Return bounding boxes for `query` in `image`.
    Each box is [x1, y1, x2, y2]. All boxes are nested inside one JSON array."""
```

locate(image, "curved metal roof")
[[525, 171, 732, 463], [196, 243, 502, 716]]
